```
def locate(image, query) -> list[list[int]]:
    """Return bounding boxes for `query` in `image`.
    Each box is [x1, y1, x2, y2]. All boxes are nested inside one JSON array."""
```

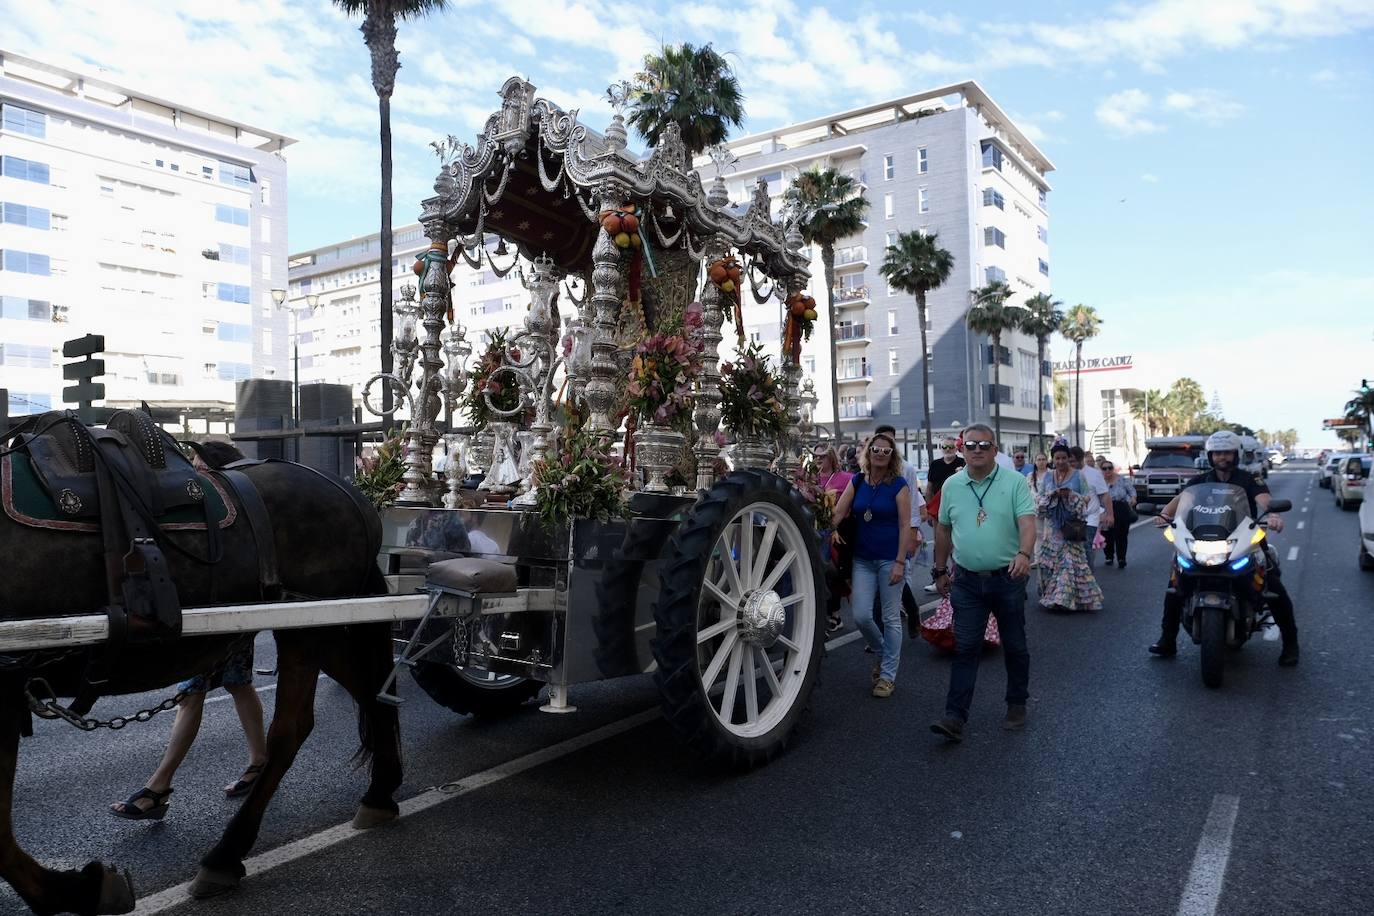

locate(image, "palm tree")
[[880, 231, 955, 459], [628, 43, 744, 156], [1125, 388, 1165, 435], [965, 281, 1016, 444], [1168, 377, 1207, 433], [1344, 388, 1374, 443], [333, 0, 448, 419], [1058, 304, 1101, 445], [1019, 292, 1063, 453], [783, 168, 869, 437]]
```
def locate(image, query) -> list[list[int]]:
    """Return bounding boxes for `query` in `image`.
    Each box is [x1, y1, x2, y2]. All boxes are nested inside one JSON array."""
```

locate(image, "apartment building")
[[0, 50, 291, 421], [714, 80, 1055, 456]]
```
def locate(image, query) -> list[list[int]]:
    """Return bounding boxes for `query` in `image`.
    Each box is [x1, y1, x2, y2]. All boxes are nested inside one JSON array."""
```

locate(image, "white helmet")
[[1205, 430, 1242, 457]]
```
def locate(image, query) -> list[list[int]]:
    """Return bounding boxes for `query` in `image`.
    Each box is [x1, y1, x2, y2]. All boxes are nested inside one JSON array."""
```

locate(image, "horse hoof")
[[188, 866, 241, 900], [352, 804, 398, 830], [97, 866, 136, 914]]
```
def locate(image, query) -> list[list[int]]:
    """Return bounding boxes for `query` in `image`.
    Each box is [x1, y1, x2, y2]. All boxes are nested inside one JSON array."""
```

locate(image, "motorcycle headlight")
[[1189, 539, 1235, 566]]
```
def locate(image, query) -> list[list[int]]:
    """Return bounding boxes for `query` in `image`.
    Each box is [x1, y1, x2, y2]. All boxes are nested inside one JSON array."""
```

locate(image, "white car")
[[1319, 456, 1343, 489], [1335, 455, 1371, 510], [1360, 495, 1374, 571]]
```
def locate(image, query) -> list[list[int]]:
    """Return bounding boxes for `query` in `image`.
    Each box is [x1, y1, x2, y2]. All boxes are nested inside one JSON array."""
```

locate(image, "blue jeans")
[[944, 571, 1030, 721], [1084, 525, 1098, 568], [851, 557, 904, 681]]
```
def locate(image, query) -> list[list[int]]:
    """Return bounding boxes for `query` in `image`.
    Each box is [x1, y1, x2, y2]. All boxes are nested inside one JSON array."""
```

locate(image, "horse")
[[0, 418, 402, 915]]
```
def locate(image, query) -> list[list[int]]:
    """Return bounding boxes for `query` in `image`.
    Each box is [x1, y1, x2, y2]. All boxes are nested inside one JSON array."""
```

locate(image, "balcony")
[[836, 323, 869, 345], [837, 364, 874, 383], [839, 402, 874, 420], [835, 246, 868, 269], [834, 285, 871, 305]]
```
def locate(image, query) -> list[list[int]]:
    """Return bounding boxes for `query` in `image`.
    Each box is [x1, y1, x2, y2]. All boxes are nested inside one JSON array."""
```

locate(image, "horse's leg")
[[190, 632, 320, 900], [316, 622, 403, 829], [0, 693, 135, 916]]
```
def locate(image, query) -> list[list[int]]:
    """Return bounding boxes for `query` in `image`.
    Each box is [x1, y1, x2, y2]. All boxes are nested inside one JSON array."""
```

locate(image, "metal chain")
[[24, 677, 189, 732]]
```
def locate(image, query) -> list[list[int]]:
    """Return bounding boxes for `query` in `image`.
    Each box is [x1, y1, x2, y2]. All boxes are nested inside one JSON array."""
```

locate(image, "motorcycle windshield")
[[1176, 483, 1249, 539]]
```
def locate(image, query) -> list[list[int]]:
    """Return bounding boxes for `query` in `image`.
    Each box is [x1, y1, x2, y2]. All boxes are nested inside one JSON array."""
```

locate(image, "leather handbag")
[[1061, 516, 1087, 542]]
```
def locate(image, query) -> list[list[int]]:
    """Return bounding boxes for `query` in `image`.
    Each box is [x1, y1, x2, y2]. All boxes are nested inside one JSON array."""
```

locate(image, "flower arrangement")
[[532, 402, 628, 529], [627, 329, 702, 425], [354, 426, 408, 512], [462, 328, 523, 430], [793, 458, 838, 530], [718, 341, 789, 440]]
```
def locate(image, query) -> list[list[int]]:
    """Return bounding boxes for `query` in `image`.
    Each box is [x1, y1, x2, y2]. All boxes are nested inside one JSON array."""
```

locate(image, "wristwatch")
[[1016, 550, 1031, 560], [931, 566, 948, 578]]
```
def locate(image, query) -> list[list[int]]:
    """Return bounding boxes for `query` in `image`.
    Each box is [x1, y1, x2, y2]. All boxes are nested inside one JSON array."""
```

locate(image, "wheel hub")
[[738, 588, 786, 647]]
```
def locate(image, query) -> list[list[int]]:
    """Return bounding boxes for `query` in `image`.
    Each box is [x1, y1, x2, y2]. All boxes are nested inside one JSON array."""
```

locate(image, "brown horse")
[[0, 446, 402, 915]]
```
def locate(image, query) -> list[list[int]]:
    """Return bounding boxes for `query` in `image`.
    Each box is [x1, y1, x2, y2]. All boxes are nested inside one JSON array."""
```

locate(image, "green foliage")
[[1020, 292, 1063, 344], [966, 281, 1016, 337], [783, 167, 870, 249], [719, 342, 788, 440], [532, 403, 628, 529], [354, 426, 408, 511], [880, 230, 955, 299], [462, 328, 522, 430], [1059, 303, 1102, 345], [628, 42, 744, 156]]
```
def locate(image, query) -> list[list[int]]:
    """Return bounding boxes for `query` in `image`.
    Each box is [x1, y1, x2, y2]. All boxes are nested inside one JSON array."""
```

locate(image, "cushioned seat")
[[426, 557, 518, 595]]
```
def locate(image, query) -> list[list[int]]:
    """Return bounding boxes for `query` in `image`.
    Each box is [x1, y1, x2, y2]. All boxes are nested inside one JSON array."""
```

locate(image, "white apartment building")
[[713, 81, 1054, 455], [0, 50, 291, 422], [1052, 351, 1147, 467]]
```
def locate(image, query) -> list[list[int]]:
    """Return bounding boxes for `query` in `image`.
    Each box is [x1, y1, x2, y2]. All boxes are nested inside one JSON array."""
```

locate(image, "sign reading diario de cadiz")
[[1051, 354, 1134, 374]]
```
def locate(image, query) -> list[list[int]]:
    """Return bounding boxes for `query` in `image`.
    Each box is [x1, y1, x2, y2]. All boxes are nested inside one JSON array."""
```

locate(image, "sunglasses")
[[869, 446, 894, 456], [963, 440, 995, 451], [941, 444, 956, 451], [1102, 465, 1114, 471]]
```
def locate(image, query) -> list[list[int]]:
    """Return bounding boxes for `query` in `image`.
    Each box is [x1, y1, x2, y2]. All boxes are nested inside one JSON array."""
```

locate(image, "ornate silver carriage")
[[375, 78, 828, 767]]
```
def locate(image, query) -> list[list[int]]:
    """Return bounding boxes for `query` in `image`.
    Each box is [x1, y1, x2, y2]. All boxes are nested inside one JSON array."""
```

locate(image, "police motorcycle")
[[1155, 482, 1291, 687]]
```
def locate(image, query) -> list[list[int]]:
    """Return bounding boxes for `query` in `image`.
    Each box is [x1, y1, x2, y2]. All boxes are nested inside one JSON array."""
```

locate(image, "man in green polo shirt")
[[930, 424, 1037, 742]]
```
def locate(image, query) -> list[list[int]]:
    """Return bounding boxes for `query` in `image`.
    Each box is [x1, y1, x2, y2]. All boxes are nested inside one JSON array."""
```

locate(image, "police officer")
[[1148, 430, 1299, 666]]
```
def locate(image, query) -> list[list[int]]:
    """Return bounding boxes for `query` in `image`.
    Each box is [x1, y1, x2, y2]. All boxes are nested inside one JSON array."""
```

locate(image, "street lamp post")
[[270, 288, 319, 456]]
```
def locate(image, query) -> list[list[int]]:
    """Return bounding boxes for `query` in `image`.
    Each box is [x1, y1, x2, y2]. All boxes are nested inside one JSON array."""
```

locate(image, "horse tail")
[[349, 562, 401, 771]]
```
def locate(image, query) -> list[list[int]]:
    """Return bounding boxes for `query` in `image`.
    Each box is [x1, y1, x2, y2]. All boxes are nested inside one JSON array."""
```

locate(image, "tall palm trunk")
[[917, 290, 933, 461], [1074, 340, 1083, 445], [362, 10, 400, 422], [1035, 337, 1046, 453], [821, 241, 840, 439], [990, 331, 1002, 444]]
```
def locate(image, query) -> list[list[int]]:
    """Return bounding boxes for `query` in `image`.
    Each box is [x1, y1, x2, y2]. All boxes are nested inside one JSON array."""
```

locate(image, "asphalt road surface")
[[5, 462, 1370, 916]]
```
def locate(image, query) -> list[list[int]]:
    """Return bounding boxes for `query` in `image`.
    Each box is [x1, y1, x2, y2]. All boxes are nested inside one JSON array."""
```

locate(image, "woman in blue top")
[[831, 431, 916, 697]]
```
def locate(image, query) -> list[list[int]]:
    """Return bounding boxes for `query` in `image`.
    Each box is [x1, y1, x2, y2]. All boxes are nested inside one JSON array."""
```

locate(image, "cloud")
[[1095, 89, 1162, 135], [1140, 173, 1160, 183], [906, 11, 964, 35], [1162, 89, 1244, 122], [1310, 67, 1340, 84]]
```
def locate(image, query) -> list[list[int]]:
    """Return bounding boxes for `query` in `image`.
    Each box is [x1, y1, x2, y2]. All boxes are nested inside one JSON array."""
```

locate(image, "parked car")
[[1334, 454, 1371, 510], [1360, 495, 1374, 571], [1319, 455, 1344, 489], [1266, 449, 1286, 468]]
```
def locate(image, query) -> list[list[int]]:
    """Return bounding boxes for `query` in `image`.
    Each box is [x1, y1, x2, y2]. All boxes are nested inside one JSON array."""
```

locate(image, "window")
[[0, 296, 49, 321], [217, 361, 251, 381], [884, 230, 897, 249], [145, 371, 181, 385], [981, 141, 1004, 171], [982, 188, 1004, 210], [985, 266, 1006, 284], [214, 204, 249, 226], [218, 161, 252, 188], [1037, 225, 1048, 243], [0, 342, 51, 368], [1038, 188, 1047, 209], [6, 391, 51, 415], [987, 383, 1013, 405], [1, 104, 46, 138], [261, 253, 272, 279], [260, 216, 271, 242], [202, 165, 214, 179], [1, 155, 50, 184], [1019, 349, 1039, 408], [890, 388, 901, 415], [1039, 259, 1050, 276], [170, 163, 179, 172], [884, 193, 894, 219], [986, 344, 1012, 366], [917, 147, 928, 174], [883, 155, 894, 180], [918, 187, 929, 213], [216, 322, 252, 343], [887, 309, 898, 335], [983, 227, 1006, 249], [804, 356, 816, 375], [215, 284, 251, 305], [261, 329, 272, 356], [1, 249, 50, 275], [1, 202, 50, 229], [218, 243, 250, 265], [889, 348, 900, 375]]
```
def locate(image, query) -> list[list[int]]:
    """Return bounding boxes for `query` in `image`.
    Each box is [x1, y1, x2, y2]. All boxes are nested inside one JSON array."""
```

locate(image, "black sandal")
[[110, 787, 172, 821], [224, 764, 265, 799]]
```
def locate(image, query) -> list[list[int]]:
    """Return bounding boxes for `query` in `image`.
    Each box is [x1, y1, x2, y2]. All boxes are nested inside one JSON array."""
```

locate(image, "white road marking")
[[1130, 517, 1154, 531], [133, 609, 897, 914], [1301, 507, 1308, 513], [1176, 794, 1241, 916], [1287, 547, 1299, 562], [1297, 521, 1306, 530]]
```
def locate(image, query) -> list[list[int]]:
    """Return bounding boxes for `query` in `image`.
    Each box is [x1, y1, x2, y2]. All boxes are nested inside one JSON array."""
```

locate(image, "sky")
[[4, 0, 1372, 446]]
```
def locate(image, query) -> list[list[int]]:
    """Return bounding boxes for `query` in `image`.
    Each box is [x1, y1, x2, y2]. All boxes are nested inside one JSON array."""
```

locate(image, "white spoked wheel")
[[653, 470, 826, 769]]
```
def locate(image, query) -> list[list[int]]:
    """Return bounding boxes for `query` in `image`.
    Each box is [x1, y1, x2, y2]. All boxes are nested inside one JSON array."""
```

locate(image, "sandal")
[[224, 764, 265, 799], [110, 787, 172, 821]]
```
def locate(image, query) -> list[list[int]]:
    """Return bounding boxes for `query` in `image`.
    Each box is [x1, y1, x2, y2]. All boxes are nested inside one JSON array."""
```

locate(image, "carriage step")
[[376, 691, 405, 707]]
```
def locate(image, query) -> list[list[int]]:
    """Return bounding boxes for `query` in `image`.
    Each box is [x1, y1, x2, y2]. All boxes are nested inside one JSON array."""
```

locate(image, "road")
[[5, 462, 1371, 916]]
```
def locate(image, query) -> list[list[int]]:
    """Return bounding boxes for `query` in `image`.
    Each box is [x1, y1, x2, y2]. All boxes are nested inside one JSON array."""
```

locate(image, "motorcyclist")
[[1148, 430, 1299, 666]]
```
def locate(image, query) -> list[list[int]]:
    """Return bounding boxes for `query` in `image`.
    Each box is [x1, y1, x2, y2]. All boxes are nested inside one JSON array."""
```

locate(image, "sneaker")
[[1148, 638, 1177, 658], [826, 617, 843, 635], [872, 678, 895, 698], [923, 583, 939, 594], [1118, 560, 1126, 569], [1001, 704, 1027, 730], [871, 661, 882, 684], [930, 718, 964, 742], [1278, 641, 1300, 667]]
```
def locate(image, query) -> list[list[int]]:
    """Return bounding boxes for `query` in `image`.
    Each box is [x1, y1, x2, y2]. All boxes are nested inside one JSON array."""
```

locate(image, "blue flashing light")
[[1229, 556, 1251, 571], [1178, 556, 1194, 570]]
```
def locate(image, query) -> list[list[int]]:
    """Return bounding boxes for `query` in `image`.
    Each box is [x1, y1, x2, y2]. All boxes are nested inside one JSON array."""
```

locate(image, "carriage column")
[[584, 185, 629, 438]]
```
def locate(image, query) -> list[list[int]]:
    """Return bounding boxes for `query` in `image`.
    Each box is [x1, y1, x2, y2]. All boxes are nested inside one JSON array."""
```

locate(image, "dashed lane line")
[[1297, 521, 1305, 530], [1177, 794, 1241, 916], [1287, 546, 1300, 562]]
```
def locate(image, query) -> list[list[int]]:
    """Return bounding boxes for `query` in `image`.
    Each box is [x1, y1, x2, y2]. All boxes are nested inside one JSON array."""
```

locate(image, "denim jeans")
[[1085, 525, 1099, 569], [944, 571, 1030, 721], [851, 556, 904, 682]]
